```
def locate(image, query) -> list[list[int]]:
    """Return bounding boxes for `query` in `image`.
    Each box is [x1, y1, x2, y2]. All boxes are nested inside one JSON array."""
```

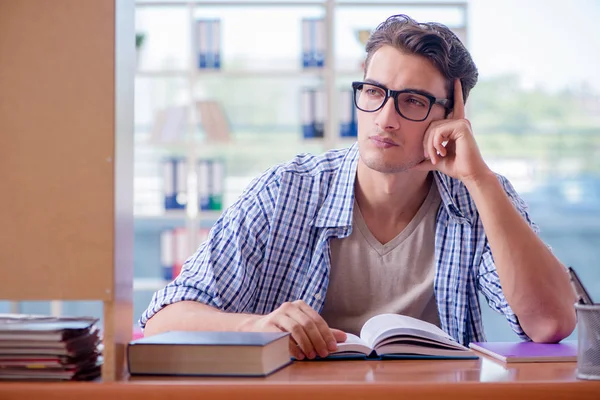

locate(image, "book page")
[[360, 314, 465, 350], [329, 333, 372, 356]]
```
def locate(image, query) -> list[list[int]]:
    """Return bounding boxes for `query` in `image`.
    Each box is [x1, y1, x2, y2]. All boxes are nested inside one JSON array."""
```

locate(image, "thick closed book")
[[323, 314, 477, 360], [468, 341, 578, 363], [127, 331, 292, 377]]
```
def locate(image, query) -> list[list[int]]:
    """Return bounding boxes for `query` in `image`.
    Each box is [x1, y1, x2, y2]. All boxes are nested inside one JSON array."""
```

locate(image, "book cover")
[[127, 331, 292, 377], [468, 341, 578, 363]]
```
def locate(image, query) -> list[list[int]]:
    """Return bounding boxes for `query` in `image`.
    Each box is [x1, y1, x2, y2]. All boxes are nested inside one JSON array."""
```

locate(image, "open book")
[[327, 314, 477, 360]]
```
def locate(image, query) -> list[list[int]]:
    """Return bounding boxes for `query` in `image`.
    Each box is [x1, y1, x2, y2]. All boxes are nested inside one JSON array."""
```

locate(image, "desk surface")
[[1, 356, 599, 400]]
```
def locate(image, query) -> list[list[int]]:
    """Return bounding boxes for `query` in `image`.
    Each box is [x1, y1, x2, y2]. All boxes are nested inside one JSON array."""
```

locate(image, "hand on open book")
[[244, 300, 346, 360]]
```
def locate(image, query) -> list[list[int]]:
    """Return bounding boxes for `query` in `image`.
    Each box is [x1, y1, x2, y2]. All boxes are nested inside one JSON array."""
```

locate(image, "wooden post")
[[0, 0, 134, 381]]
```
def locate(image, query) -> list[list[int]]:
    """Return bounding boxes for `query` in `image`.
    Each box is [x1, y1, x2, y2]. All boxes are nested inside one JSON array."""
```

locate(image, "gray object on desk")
[[569, 266, 600, 380]]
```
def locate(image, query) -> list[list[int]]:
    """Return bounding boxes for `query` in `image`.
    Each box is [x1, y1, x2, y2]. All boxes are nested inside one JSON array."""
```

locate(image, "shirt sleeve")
[[477, 174, 540, 341], [139, 173, 278, 329]]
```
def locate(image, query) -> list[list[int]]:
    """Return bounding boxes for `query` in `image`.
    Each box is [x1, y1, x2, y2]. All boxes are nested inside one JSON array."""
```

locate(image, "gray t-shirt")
[[321, 181, 442, 336]]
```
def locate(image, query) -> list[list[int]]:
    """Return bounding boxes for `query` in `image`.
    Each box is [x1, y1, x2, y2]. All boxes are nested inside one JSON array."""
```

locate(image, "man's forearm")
[[464, 172, 576, 343], [143, 301, 260, 337]]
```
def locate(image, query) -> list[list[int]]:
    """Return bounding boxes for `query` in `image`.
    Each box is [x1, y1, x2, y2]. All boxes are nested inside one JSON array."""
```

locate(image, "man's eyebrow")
[[363, 78, 439, 98], [364, 78, 385, 87]]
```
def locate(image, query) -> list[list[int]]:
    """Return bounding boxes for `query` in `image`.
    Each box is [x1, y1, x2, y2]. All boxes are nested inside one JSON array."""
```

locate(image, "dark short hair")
[[364, 14, 478, 106]]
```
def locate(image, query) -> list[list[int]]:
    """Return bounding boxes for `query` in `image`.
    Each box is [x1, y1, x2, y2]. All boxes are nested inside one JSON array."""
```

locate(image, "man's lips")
[[370, 136, 399, 147]]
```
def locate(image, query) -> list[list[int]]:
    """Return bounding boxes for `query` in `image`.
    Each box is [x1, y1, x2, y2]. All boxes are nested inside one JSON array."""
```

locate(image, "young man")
[[141, 15, 576, 360]]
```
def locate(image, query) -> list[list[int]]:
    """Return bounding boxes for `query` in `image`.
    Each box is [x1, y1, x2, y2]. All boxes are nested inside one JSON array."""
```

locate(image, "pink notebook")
[[468, 341, 577, 363]]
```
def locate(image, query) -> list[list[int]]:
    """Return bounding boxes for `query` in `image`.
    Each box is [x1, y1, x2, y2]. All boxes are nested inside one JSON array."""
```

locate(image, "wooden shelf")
[[133, 277, 169, 291], [137, 69, 326, 78], [136, 1, 326, 7]]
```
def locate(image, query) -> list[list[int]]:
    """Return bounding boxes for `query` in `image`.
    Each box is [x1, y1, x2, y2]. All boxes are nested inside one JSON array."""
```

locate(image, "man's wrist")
[[462, 169, 498, 192], [236, 313, 261, 332]]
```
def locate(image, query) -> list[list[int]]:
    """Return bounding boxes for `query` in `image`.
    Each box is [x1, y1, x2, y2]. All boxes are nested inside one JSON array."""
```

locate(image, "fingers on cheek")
[[428, 130, 438, 164], [436, 137, 447, 157]]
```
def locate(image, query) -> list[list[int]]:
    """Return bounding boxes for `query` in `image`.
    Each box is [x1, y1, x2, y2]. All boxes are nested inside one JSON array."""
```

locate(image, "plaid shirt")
[[141, 144, 535, 345]]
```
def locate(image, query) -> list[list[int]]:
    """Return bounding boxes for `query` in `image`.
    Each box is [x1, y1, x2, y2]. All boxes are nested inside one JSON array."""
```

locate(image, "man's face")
[[356, 45, 448, 174]]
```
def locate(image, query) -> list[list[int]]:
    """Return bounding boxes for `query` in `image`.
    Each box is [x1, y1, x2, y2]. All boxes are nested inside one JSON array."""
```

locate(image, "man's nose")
[[374, 96, 401, 131]]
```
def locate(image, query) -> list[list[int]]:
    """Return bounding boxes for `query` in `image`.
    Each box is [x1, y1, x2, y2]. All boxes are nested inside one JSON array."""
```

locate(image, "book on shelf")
[[468, 341, 578, 363], [320, 314, 477, 360], [0, 314, 102, 381], [151, 106, 188, 143], [127, 331, 292, 377], [196, 100, 230, 142]]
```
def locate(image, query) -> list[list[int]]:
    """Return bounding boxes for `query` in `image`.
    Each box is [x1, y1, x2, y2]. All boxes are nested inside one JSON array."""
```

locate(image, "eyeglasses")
[[351, 81, 452, 122]]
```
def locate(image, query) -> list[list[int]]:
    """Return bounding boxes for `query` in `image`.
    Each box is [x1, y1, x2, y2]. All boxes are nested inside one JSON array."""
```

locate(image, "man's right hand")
[[240, 300, 347, 360]]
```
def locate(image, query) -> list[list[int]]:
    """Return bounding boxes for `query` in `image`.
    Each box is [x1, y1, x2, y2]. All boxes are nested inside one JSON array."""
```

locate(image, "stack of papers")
[[0, 314, 102, 380]]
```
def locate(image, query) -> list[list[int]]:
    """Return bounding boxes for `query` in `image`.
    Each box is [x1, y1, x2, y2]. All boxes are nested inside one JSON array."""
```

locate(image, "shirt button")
[[314, 293, 322, 300]]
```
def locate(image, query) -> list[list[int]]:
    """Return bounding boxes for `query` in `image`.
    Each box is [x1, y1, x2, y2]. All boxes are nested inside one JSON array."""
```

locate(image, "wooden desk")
[[1, 356, 598, 400]]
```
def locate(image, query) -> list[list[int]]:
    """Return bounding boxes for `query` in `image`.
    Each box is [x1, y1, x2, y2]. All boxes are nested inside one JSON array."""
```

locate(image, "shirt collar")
[[311, 143, 470, 228], [311, 144, 359, 228]]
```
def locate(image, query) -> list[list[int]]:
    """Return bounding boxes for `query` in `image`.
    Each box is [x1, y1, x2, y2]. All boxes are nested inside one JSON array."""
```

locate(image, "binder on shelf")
[[300, 88, 325, 139], [314, 18, 325, 68], [197, 159, 225, 211], [173, 227, 188, 279], [301, 18, 325, 69], [163, 157, 188, 211], [162, 158, 175, 210], [197, 159, 211, 211], [340, 89, 357, 138], [196, 19, 208, 69], [209, 159, 224, 211], [301, 19, 311, 68], [212, 19, 221, 69], [314, 88, 326, 138], [195, 19, 221, 70], [160, 230, 175, 281], [301, 88, 315, 139]]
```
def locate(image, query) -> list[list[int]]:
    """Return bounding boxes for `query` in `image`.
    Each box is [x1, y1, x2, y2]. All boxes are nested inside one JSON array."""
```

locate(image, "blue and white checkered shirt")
[[141, 144, 535, 345]]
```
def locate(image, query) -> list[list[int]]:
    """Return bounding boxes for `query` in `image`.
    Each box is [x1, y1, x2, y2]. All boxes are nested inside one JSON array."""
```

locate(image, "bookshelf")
[[0, 0, 135, 381], [132, 0, 468, 320]]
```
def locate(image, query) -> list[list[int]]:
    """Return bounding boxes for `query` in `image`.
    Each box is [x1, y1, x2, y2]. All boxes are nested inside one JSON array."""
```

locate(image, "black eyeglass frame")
[[351, 81, 453, 122]]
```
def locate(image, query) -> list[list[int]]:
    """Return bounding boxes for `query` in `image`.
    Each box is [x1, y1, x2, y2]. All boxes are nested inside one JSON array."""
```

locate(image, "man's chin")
[[361, 156, 427, 174]]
